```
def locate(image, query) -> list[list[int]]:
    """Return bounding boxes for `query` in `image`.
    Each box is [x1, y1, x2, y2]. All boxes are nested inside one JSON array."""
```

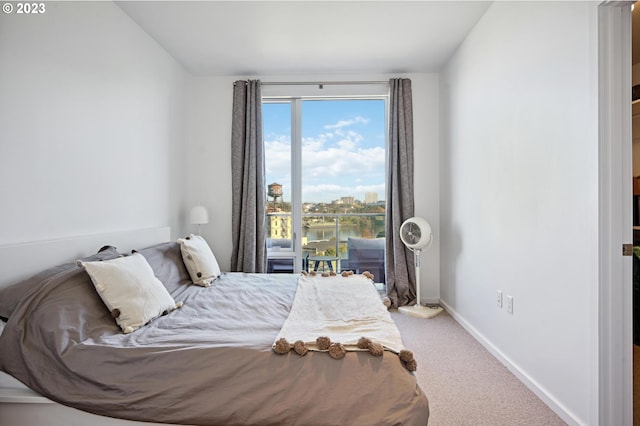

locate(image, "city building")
[[268, 214, 291, 239], [340, 196, 355, 205], [364, 192, 378, 204]]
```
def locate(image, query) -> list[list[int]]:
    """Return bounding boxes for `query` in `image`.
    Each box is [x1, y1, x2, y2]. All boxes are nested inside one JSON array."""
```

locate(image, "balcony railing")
[[266, 212, 386, 283]]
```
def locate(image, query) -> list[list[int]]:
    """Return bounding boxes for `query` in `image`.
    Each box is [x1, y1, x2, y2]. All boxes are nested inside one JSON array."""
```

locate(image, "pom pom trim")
[[272, 335, 417, 371]]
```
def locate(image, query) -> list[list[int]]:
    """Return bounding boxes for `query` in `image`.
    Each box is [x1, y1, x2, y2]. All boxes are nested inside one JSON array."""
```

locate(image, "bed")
[[0, 228, 429, 425]]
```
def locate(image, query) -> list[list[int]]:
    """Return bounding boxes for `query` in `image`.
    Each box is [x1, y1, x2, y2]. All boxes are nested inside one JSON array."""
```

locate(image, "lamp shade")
[[190, 205, 209, 225]]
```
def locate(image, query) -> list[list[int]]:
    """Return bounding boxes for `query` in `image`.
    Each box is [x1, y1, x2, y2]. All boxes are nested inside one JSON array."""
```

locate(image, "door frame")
[[598, 2, 633, 425]]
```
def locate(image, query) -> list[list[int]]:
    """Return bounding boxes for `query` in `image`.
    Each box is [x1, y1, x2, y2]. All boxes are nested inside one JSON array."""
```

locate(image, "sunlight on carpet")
[[398, 304, 443, 319]]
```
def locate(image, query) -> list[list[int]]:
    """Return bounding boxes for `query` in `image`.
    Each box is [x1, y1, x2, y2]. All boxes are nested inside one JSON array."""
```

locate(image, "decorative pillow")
[[0, 246, 121, 321], [78, 253, 182, 334], [134, 242, 192, 294], [177, 234, 221, 287]]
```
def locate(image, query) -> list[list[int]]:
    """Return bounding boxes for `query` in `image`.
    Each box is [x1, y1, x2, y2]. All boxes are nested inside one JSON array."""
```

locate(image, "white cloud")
[[303, 146, 385, 176], [301, 137, 325, 151], [264, 135, 291, 183], [266, 114, 385, 203], [337, 139, 355, 150], [323, 116, 369, 130]]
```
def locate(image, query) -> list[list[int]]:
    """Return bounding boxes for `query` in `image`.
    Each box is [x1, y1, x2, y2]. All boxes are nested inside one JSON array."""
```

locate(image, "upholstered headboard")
[[0, 227, 171, 289]]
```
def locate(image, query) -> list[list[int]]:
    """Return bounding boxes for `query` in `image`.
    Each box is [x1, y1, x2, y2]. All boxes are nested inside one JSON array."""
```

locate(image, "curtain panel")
[[385, 78, 416, 307], [230, 80, 267, 273]]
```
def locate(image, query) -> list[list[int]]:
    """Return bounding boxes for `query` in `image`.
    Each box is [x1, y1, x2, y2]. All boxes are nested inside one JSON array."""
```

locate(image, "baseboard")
[[440, 300, 585, 426]]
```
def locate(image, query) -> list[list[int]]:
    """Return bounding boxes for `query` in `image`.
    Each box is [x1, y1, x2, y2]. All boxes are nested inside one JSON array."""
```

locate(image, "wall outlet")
[[506, 295, 514, 314], [496, 290, 503, 308]]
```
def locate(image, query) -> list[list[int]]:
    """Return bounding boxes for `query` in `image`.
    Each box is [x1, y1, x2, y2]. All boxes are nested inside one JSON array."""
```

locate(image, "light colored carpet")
[[391, 309, 567, 426]]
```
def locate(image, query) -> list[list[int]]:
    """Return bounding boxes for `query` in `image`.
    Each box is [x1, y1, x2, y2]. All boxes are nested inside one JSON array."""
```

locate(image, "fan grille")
[[401, 222, 421, 245], [399, 217, 432, 250]]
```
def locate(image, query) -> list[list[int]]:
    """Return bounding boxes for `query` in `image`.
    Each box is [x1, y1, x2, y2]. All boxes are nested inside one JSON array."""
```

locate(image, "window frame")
[[263, 92, 390, 274]]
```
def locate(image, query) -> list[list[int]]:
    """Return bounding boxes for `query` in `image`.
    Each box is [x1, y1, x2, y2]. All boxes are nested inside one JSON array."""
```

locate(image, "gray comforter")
[[0, 242, 429, 425]]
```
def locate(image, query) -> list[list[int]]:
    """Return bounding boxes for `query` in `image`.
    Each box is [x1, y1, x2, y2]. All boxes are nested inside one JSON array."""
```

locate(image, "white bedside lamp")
[[190, 204, 209, 235]]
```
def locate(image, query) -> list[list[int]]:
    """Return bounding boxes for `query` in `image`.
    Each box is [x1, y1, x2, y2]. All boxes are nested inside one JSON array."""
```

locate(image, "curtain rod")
[[261, 80, 388, 87]]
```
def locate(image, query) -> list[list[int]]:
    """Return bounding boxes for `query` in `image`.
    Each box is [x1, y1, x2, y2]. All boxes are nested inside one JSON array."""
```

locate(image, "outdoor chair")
[[341, 237, 385, 283]]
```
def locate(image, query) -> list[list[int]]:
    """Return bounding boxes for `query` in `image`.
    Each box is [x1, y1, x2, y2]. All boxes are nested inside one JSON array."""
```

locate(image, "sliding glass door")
[[264, 96, 387, 279]]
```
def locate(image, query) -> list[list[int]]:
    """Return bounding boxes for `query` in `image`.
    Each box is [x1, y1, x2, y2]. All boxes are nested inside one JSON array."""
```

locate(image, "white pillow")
[[78, 253, 181, 334], [177, 234, 221, 287]]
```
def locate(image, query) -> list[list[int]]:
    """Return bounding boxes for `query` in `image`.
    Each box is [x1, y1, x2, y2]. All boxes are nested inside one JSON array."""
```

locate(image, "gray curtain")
[[385, 78, 415, 307], [231, 80, 267, 273]]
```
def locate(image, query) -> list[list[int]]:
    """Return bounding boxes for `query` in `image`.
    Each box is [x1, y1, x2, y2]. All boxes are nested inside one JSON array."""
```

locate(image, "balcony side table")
[[308, 255, 339, 273]]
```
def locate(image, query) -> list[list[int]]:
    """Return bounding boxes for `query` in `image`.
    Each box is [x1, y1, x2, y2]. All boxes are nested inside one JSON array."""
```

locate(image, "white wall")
[[185, 76, 235, 268], [0, 2, 189, 247], [186, 73, 440, 302], [439, 2, 598, 425]]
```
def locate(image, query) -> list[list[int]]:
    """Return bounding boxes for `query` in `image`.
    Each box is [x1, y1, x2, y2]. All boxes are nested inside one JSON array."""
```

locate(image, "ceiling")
[[116, 1, 492, 76]]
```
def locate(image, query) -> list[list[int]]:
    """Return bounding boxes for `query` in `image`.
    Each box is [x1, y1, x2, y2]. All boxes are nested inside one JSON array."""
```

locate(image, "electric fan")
[[398, 217, 437, 318]]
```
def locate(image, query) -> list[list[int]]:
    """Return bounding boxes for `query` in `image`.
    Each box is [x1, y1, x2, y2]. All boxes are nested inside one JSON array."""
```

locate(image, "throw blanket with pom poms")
[[272, 273, 417, 371]]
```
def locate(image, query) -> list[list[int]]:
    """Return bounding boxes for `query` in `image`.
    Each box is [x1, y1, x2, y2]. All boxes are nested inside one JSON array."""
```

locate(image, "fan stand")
[[399, 249, 439, 319]]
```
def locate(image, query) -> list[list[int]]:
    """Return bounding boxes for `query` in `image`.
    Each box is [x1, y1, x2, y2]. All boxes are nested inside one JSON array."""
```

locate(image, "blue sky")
[[263, 99, 386, 204]]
